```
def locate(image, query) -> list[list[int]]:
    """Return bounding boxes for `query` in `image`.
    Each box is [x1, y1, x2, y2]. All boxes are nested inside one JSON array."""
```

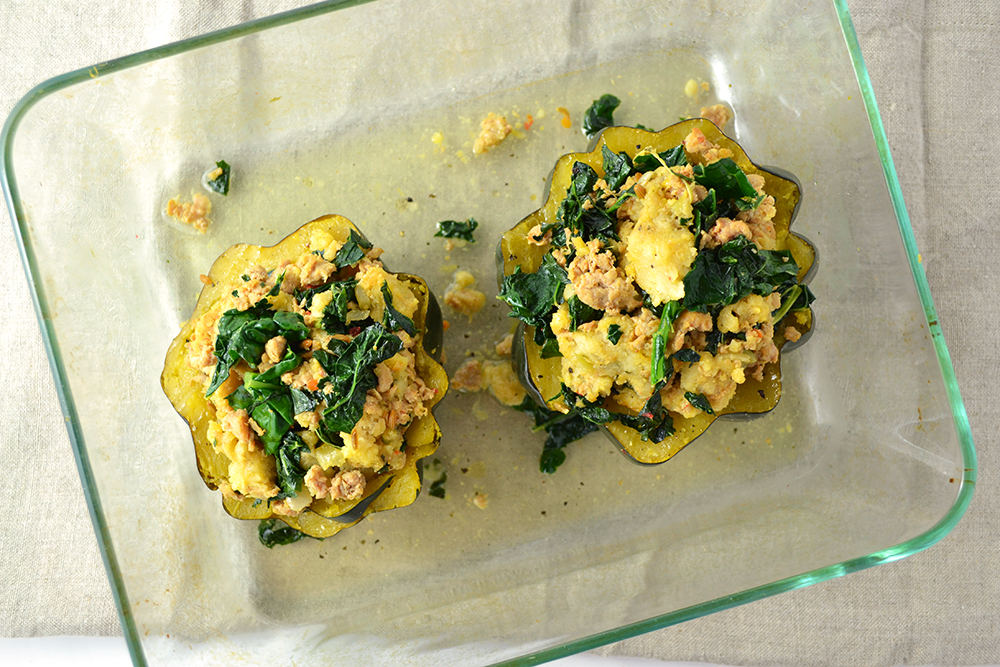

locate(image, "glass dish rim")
[[0, 0, 976, 665]]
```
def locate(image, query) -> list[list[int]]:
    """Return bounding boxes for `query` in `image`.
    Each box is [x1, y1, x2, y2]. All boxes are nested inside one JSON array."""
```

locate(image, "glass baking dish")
[[1, 0, 975, 665]]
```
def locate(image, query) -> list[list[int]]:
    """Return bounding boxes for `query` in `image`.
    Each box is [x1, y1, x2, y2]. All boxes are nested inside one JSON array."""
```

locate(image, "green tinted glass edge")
[[0, 0, 975, 665]]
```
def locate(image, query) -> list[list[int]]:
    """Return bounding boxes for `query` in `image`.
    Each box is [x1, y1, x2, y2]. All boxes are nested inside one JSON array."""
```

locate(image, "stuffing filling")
[[500, 127, 813, 442], [185, 227, 438, 514]]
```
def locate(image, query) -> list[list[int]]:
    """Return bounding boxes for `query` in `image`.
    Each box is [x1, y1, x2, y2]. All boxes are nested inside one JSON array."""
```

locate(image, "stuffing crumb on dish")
[[443, 269, 486, 317], [473, 113, 513, 154], [450, 358, 526, 407], [166, 192, 212, 233], [700, 104, 732, 129], [472, 492, 488, 510], [495, 333, 514, 357]]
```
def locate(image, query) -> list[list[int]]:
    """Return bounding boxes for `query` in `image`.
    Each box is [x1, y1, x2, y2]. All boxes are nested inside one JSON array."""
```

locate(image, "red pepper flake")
[[524, 114, 534, 130], [349, 325, 362, 336]]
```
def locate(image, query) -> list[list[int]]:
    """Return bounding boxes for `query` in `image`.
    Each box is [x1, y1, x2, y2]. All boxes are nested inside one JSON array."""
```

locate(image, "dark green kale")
[[290, 387, 322, 415], [672, 348, 701, 363], [498, 253, 569, 330], [561, 385, 675, 443], [258, 518, 309, 548], [206, 300, 308, 397], [434, 217, 479, 243], [333, 229, 373, 269], [314, 324, 403, 439], [535, 324, 562, 359], [274, 431, 310, 499], [607, 323, 623, 345], [381, 282, 417, 336], [601, 145, 633, 191], [682, 236, 799, 312], [319, 280, 359, 334], [771, 283, 816, 324], [567, 296, 600, 332], [649, 300, 682, 386], [582, 94, 621, 138], [684, 391, 715, 415], [513, 396, 598, 474], [205, 160, 231, 195], [692, 158, 757, 200], [632, 145, 689, 173], [615, 389, 676, 442]]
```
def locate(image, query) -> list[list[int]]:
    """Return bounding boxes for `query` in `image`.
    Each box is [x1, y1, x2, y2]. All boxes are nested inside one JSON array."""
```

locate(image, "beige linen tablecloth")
[[1, 0, 996, 664]]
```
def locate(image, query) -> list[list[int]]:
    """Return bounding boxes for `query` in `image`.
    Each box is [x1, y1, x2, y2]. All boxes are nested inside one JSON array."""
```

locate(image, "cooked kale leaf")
[[274, 431, 309, 499], [498, 253, 569, 329], [434, 217, 479, 243], [333, 229, 372, 269], [649, 300, 682, 386], [632, 145, 689, 173], [685, 391, 715, 415], [513, 396, 599, 474], [381, 282, 417, 336], [258, 519, 309, 548], [205, 160, 231, 195], [683, 236, 799, 312], [692, 158, 757, 200], [607, 323, 623, 345], [582, 94, 621, 138], [601, 145, 633, 192], [207, 300, 308, 397], [316, 324, 403, 438], [672, 348, 701, 363]]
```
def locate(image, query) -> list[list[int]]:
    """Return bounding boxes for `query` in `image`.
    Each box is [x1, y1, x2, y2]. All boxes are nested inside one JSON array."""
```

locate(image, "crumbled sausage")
[[567, 240, 642, 313], [451, 359, 484, 393], [700, 104, 732, 129], [700, 217, 752, 249]]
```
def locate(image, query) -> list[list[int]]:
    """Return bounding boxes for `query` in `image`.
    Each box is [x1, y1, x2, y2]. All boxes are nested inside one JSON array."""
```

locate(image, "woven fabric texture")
[[1, 0, 996, 663]]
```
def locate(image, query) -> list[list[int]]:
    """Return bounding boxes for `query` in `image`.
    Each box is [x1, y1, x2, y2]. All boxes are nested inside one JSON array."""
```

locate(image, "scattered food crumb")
[[451, 359, 484, 393], [450, 358, 526, 407], [684, 79, 699, 99], [482, 361, 526, 406], [524, 114, 534, 130], [166, 192, 212, 233], [472, 493, 488, 510], [784, 326, 802, 342], [700, 104, 732, 129], [495, 333, 514, 357], [199, 274, 214, 286], [473, 113, 512, 154], [443, 269, 486, 318], [431, 131, 444, 145], [557, 106, 572, 128], [442, 320, 451, 332]]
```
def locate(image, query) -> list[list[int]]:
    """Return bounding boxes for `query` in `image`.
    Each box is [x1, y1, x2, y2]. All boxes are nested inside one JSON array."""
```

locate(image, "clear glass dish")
[[1, 0, 975, 665]]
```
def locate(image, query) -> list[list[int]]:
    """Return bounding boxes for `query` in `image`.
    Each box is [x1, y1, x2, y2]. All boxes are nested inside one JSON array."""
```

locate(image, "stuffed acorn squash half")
[[162, 215, 448, 537], [498, 120, 815, 466]]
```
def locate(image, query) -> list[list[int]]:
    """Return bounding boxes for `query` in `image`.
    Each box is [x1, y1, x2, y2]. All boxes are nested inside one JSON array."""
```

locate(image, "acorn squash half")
[[498, 120, 815, 465], [162, 214, 447, 537]]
